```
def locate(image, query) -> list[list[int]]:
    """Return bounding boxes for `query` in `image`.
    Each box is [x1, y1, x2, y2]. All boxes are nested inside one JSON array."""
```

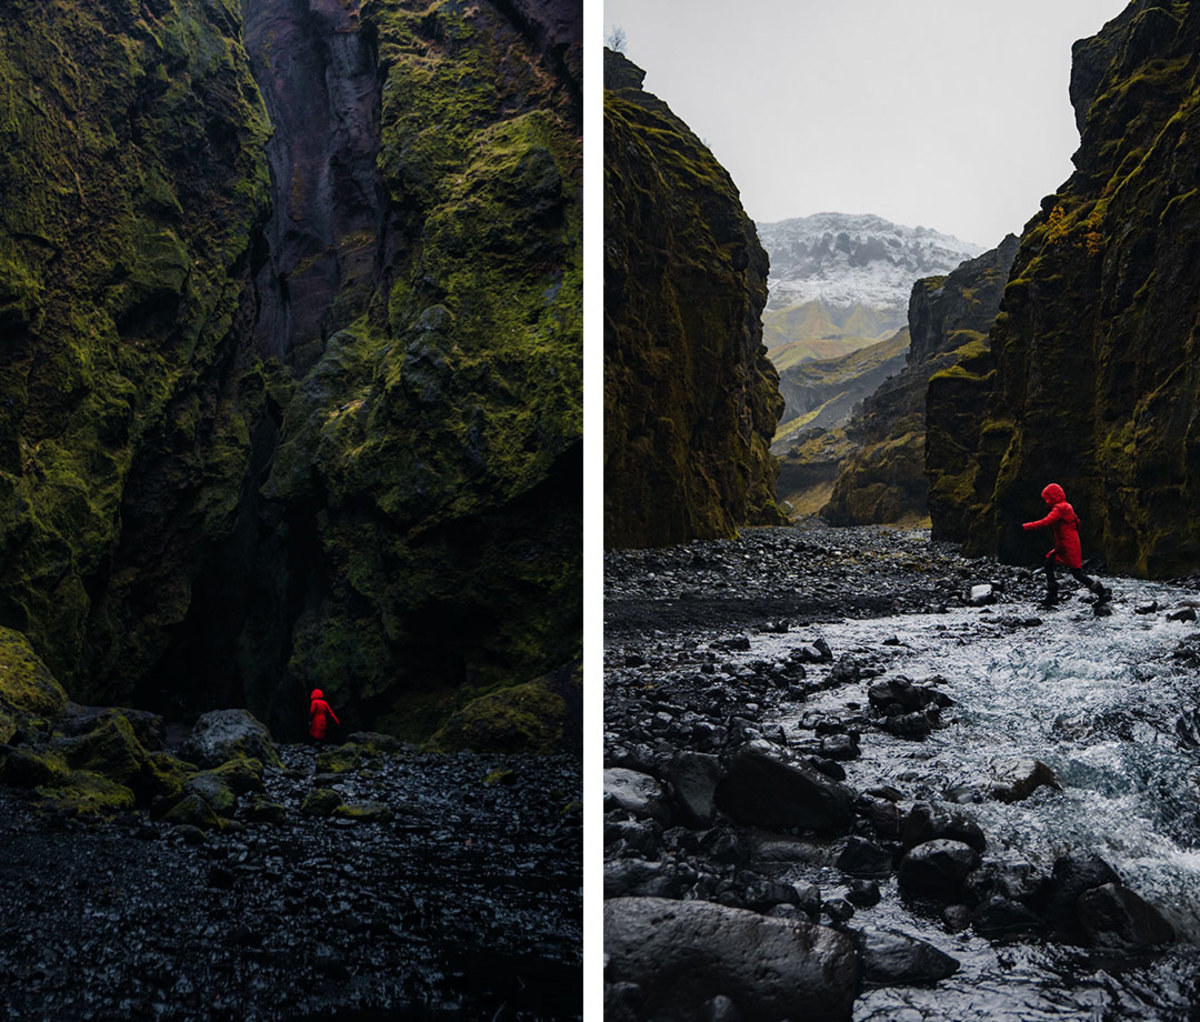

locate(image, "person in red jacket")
[[1023, 483, 1111, 607], [308, 689, 340, 741]]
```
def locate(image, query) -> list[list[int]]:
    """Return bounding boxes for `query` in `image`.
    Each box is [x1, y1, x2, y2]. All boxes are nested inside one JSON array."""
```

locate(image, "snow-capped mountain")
[[757, 212, 986, 315]]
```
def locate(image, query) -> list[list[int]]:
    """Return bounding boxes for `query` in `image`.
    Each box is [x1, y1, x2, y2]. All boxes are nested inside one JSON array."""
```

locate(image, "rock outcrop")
[[927, 1, 1200, 575], [604, 49, 785, 548], [820, 236, 1018, 525], [0, 0, 581, 745]]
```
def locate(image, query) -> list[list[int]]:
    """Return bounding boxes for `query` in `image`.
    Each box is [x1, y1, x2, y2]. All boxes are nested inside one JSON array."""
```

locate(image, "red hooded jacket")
[[1022, 483, 1083, 569], [308, 689, 340, 740]]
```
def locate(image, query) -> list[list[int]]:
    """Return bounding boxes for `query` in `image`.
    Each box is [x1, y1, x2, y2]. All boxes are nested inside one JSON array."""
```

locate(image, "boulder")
[[300, 788, 342, 817], [836, 836, 893, 878], [668, 752, 723, 828], [181, 709, 282, 769], [989, 758, 1057, 802], [715, 740, 855, 835], [1077, 883, 1174, 949], [604, 767, 671, 824], [604, 860, 690, 900], [881, 710, 934, 741], [868, 677, 950, 714], [333, 801, 394, 824], [898, 840, 981, 901], [846, 879, 881, 908], [0, 627, 69, 721], [855, 928, 959, 986], [969, 584, 995, 606], [1030, 851, 1121, 933], [604, 897, 858, 1022], [901, 802, 986, 853], [972, 895, 1046, 937], [820, 733, 860, 761]]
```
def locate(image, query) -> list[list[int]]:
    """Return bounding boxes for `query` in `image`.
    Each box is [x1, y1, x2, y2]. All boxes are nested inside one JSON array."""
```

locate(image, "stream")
[[604, 523, 1200, 1020]]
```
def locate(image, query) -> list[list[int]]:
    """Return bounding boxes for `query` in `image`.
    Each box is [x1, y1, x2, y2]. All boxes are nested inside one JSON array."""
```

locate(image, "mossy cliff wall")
[[604, 50, 784, 549], [0, 0, 272, 702], [822, 236, 1018, 525], [0, 0, 581, 745], [927, 1, 1200, 577]]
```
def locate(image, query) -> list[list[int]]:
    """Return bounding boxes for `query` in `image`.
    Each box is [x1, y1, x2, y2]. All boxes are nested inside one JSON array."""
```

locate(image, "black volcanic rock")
[[604, 896, 858, 1022], [715, 740, 856, 835]]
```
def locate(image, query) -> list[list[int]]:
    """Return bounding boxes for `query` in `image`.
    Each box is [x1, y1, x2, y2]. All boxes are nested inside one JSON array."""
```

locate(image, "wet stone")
[[604, 767, 671, 824], [856, 927, 960, 986], [836, 836, 893, 878], [989, 758, 1058, 803], [846, 879, 882, 908], [1077, 882, 1175, 950], [898, 840, 981, 902]]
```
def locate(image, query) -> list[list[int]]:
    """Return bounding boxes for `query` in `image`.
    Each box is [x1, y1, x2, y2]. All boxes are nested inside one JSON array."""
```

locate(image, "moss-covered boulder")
[[56, 713, 191, 803], [604, 49, 785, 548], [429, 660, 581, 755], [301, 788, 342, 818], [37, 772, 138, 819], [0, 627, 69, 726], [181, 709, 281, 770], [928, 1, 1200, 575], [333, 801, 394, 824]]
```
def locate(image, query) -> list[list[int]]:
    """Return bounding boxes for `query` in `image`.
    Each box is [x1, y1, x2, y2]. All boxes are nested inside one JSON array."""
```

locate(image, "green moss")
[[428, 673, 567, 755], [36, 770, 136, 819], [0, 0, 271, 700], [300, 787, 341, 817], [315, 744, 365, 775], [604, 53, 784, 548], [332, 801, 394, 823], [0, 626, 68, 719]]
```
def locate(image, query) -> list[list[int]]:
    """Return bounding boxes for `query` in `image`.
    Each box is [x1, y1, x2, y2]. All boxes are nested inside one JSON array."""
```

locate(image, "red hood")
[[310, 689, 324, 701], [1041, 483, 1066, 506]]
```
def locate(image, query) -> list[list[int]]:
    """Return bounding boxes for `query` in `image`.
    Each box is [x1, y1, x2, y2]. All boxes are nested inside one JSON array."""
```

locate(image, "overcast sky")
[[604, 0, 1131, 249]]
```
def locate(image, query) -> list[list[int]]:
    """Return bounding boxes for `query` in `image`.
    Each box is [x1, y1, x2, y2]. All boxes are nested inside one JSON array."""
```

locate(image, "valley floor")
[[0, 746, 581, 1021]]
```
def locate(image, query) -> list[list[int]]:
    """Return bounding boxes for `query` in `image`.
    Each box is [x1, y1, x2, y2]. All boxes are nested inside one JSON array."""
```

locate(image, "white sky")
[[604, 0, 1131, 249]]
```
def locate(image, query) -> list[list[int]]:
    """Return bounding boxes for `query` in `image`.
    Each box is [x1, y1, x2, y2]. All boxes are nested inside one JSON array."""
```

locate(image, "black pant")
[[1043, 560, 1098, 595]]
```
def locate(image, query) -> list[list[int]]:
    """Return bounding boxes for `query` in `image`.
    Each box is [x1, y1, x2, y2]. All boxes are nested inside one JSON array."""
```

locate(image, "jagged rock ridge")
[[604, 49, 784, 549], [758, 213, 985, 316], [927, 0, 1200, 576]]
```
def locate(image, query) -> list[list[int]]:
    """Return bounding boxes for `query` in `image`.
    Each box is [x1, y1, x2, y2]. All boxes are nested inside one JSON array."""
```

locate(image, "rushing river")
[[759, 587, 1200, 1020], [604, 525, 1200, 1021]]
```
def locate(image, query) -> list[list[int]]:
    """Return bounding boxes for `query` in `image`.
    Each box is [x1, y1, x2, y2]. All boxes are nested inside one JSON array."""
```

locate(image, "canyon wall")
[[928, 1, 1200, 577], [0, 0, 581, 745], [604, 49, 784, 549]]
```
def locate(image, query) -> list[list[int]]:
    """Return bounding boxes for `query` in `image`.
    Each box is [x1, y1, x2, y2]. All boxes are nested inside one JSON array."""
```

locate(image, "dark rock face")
[[604, 49, 785, 548], [818, 235, 1018, 525], [243, 0, 386, 370], [927, 1, 1200, 576], [604, 896, 859, 1022], [0, 0, 582, 745]]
